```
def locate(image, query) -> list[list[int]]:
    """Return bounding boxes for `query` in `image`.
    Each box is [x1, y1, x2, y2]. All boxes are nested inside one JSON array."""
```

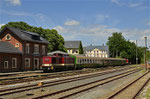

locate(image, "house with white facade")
[[84, 44, 109, 58]]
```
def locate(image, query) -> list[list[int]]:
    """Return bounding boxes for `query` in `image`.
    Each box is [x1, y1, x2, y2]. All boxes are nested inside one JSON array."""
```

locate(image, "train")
[[42, 51, 127, 72]]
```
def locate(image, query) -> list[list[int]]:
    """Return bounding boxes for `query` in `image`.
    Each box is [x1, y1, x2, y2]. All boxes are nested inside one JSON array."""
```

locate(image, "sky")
[[0, 0, 150, 47]]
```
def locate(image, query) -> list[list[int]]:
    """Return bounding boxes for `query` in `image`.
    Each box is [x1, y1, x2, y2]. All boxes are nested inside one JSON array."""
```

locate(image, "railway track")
[[0, 67, 140, 98], [32, 68, 140, 99], [108, 71, 150, 99], [0, 70, 42, 77], [0, 69, 101, 85], [0, 66, 136, 85]]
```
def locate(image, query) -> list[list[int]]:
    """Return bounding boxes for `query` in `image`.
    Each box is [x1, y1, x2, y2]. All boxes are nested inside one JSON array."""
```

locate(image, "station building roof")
[[0, 27, 49, 44], [0, 41, 22, 54]]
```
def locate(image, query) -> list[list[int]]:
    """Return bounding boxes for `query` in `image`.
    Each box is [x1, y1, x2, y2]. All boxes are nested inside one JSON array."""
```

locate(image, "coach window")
[[12, 58, 17, 68], [78, 59, 80, 63], [25, 58, 30, 67], [4, 61, 8, 68]]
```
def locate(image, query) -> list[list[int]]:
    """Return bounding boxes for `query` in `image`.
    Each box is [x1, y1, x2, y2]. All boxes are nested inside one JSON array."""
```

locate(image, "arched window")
[[5, 34, 11, 40]]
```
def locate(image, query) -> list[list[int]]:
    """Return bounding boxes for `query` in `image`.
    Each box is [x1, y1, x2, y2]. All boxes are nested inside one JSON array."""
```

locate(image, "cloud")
[[0, 24, 5, 28], [53, 26, 68, 33], [147, 22, 150, 26], [6, 0, 21, 6], [54, 22, 150, 46], [53, 24, 121, 45], [111, 0, 122, 6], [96, 14, 110, 22], [129, 3, 142, 7], [111, 0, 146, 8], [0, 9, 54, 29], [64, 20, 80, 26]]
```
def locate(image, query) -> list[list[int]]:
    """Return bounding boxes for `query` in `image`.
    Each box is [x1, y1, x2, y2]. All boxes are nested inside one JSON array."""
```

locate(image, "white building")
[[84, 45, 109, 58]]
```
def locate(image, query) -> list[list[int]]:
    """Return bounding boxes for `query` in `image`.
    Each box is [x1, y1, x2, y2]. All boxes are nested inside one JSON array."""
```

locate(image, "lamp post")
[[144, 37, 147, 71]]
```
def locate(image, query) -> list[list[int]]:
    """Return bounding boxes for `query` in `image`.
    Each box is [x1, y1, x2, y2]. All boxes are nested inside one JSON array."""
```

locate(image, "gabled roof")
[[84, 45, 108, 51], [0, 27, 49, 44], [64, 41, 81, 49], [0, 41, 22, 54]]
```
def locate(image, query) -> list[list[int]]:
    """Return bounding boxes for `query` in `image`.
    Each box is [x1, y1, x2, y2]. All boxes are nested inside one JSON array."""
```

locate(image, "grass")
[[140, 69, 147, 73], [146, 88, 150, 99]]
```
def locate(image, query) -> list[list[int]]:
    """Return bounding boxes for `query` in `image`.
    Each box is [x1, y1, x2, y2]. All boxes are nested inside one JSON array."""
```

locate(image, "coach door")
[[34, 58, 39, 70]]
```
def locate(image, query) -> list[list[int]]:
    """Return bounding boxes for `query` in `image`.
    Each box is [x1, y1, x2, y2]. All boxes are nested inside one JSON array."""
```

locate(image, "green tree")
[[107, 32, 146, 64], [79, 41, 83, 54], [1, 21, 66, 52], [107, 32, 126, 57]]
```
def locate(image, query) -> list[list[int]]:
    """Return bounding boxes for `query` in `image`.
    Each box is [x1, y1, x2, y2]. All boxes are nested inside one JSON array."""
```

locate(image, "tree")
[[107, 32, 126, 57], [79, 41, 83, 54], [1, 21, 66, 52], [107, 32, 146, 64]]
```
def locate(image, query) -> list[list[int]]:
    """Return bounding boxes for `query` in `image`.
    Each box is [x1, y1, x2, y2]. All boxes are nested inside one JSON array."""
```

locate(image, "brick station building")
[[0, 27, 49, 72]]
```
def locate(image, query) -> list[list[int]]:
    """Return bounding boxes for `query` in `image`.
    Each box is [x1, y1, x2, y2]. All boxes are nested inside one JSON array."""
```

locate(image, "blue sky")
[[0, 0, 150, 46]]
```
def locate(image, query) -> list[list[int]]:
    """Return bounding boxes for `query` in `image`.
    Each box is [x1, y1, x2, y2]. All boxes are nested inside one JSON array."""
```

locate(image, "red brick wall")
[[23, 42, 47, 55], [0, 53, 22, 72], [0, 29, 23, 51]]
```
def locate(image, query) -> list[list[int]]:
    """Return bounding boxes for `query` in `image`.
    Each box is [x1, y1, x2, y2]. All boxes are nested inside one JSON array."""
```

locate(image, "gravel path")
[[108, 72, 150, 99], [73, 70, 143, 99], [0, 67, 138, 99]]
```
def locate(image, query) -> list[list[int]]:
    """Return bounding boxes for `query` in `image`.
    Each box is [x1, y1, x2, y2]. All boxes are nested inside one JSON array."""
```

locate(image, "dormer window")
[[5, 34, 11, 40]]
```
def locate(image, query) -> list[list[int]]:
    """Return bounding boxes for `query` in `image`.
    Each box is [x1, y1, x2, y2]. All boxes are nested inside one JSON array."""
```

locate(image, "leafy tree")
[[107, 32, 146, 64], [107, 32, 126, 57], [79, 41, 84, 54], [1, 21, 66, 52], [120, 51, 128, 58]]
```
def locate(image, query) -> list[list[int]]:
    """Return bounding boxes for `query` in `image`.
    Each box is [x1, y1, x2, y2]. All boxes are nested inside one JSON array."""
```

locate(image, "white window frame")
[[25, 58, 30, 67], [12, 58, 17, 68], [5, 34, 11, 40], [34, 44, 39, 54], [26, 43, 30, 54], [42, 45, 45, 54], [15, 43, 19, 48], [4, 61, 8, 68]]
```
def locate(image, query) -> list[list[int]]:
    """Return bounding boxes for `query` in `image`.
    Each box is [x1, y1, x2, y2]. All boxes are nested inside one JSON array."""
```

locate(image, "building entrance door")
[[34, 58, 39, 70]]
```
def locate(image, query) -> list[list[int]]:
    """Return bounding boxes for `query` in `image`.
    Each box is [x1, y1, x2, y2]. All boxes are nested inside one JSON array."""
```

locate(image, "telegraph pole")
[[145, 37, 147, 71], [136, 40, 138, 65]]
